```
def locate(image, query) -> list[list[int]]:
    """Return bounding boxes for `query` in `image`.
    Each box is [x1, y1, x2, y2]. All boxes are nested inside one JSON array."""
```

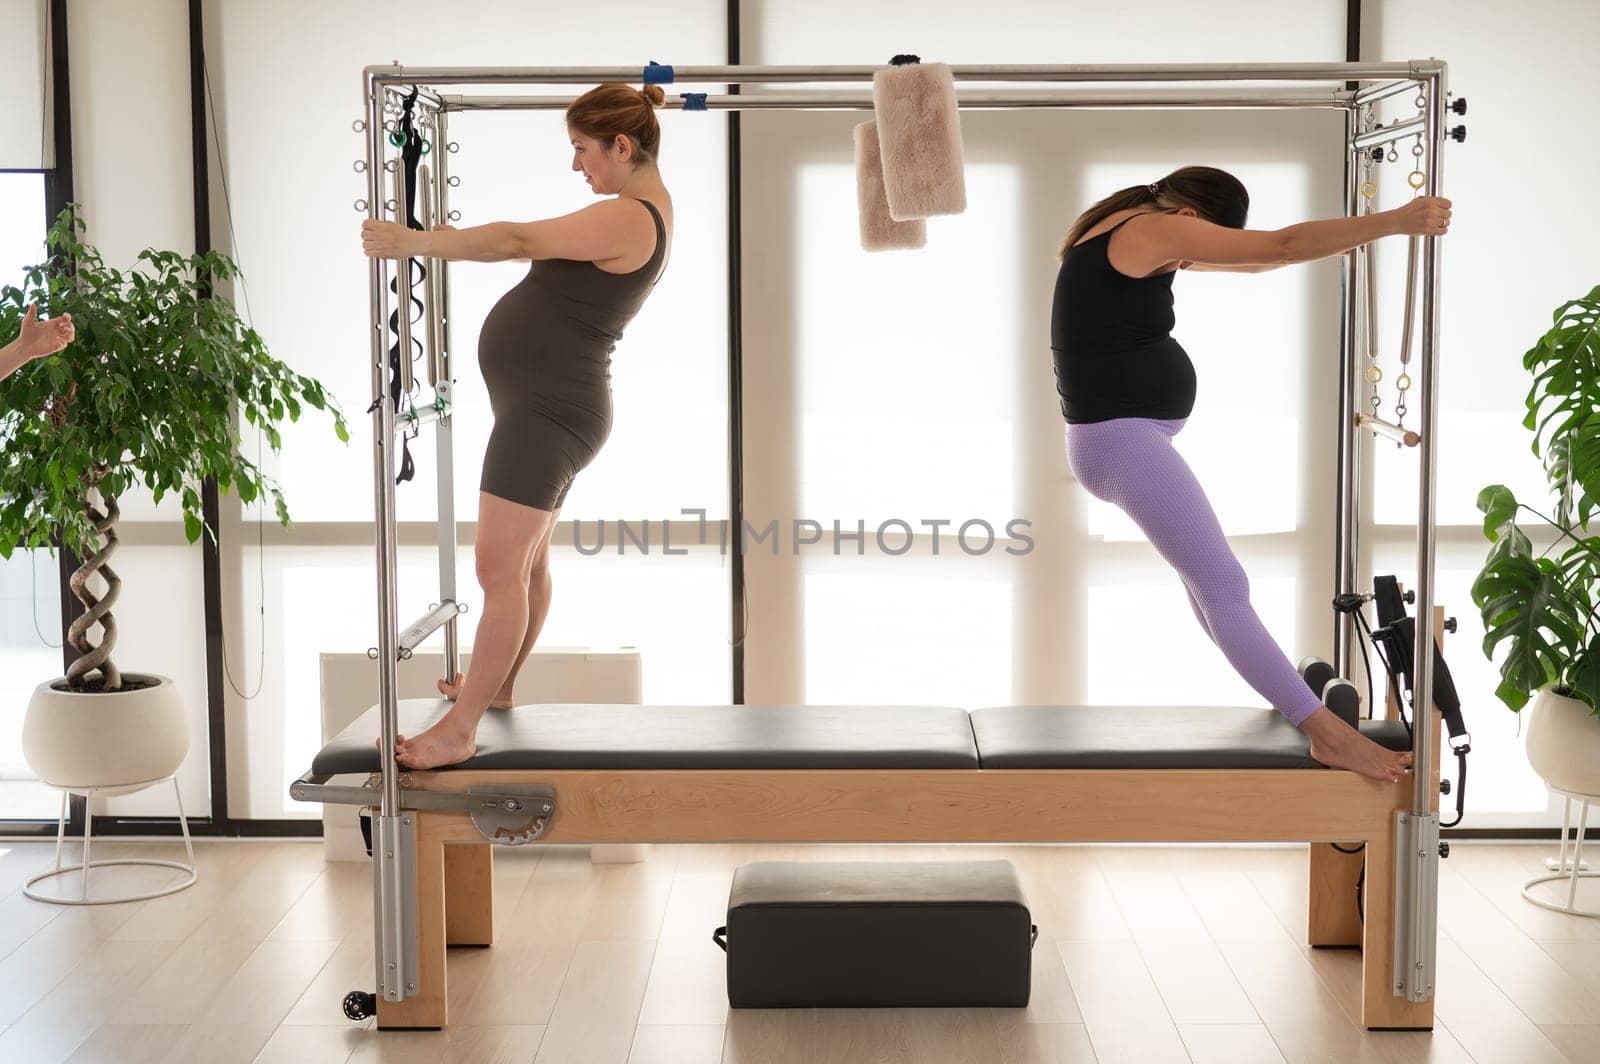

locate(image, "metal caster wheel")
[[343, 989, 378, 1022]]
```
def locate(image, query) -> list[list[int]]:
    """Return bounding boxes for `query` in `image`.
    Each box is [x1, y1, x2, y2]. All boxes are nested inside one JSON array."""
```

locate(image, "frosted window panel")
[[241, 543, 729, 818], [0, 549, 65, 818], [1373, 410, 1553, 528], [748, 0, 1343, 65], [799, 164, 1019, 526], [88, 546, 211, 819], [0, 173, 45, 286], [214, 0, 726, 524], [235, 546, 446, 820], [1370, 0, 1600, 528], [0, 0, 46, 169], [1087, 570, 1298, 708], [803, 567, 1012, 706], [1372, 545, 1553, 824], [1078, 162, 1313, 540]]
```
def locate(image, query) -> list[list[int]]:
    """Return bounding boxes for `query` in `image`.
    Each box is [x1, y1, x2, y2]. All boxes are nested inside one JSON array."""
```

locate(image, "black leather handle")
[[1030, 924, 1039, 949], [712, 925, 728, 953]]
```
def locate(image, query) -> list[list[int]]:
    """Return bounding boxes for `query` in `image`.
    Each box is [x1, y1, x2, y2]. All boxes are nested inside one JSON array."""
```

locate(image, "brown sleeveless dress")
[[476, 198, 669, 509]]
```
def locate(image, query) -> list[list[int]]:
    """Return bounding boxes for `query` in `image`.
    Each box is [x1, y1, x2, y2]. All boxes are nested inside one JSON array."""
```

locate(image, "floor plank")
[[625, 1024, 724, 1064], [1536, 1023, 1600, 1064], [1177, 1023, 1287, 1064], [1056, 938, 1189, 1064]]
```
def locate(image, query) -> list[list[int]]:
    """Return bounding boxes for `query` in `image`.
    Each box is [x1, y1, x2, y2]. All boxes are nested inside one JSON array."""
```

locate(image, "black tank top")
[[1050, 213, 1197, 424]]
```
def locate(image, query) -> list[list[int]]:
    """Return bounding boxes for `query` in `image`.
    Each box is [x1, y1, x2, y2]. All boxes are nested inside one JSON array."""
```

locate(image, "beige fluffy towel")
[[872, 60, 966, 221], [854, 120, 927, 252]]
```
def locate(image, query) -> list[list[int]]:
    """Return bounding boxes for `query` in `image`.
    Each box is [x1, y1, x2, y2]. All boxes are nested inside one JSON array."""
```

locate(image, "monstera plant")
[[1472, 284, 1600, 798], [0, 207, 347, 795]]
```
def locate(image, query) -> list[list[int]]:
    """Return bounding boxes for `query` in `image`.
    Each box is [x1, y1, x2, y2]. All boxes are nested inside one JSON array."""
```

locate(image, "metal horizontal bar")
[[288, 772, 555, 822], [1355, 79, 1425, 107], [397, 402, 446, 435], [371, 61, 1422, 89], [398, 600, 460, 653], [444, 88, 1352, 113], [1352, 115, 1428, 151]]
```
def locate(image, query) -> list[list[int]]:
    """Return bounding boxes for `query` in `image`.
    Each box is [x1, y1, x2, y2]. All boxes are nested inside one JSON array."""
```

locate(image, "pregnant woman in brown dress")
[[361, 82, 673, 768]]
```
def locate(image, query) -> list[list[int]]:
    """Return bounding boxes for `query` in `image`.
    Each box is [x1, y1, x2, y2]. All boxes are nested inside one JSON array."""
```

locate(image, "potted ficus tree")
[[1, 207, 347, 798], [1472, 283, 1600, 799]]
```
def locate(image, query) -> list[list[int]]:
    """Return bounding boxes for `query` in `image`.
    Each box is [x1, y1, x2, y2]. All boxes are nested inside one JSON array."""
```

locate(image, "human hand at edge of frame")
[[431, 224, 457, 232], [1390, 196, 1453, 238], [361, 218, 419, 259], [18, 304, 74, 361]]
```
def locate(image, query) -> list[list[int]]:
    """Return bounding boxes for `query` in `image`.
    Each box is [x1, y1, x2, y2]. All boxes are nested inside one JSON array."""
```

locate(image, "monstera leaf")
[[1472, 486, 1593, 712], [1523, 286, 1600, 529]]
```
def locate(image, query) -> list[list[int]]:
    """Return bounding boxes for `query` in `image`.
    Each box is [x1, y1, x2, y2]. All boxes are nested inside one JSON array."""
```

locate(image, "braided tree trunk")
[[66, 477, 121, 690]]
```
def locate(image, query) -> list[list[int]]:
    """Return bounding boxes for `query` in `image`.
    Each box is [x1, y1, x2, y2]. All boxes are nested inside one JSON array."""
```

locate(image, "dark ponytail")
[[1060, 166, 1250, 259]]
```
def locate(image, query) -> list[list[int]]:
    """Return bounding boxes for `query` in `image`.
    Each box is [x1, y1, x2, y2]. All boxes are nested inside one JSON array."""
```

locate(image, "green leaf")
[[183, 510, 203, 543], [1476, 485, 1518, 543]]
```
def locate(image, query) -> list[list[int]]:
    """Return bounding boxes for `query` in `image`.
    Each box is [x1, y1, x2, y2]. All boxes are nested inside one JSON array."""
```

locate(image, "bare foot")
[[437, 672, 513, 710], [395, 719, 477, 770], [1300, 708, 1415, 783]]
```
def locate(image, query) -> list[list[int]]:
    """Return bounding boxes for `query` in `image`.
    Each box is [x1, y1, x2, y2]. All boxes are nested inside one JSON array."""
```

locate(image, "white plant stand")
[[24, 775, 197, 906], [1522, 787, 1598, 918]]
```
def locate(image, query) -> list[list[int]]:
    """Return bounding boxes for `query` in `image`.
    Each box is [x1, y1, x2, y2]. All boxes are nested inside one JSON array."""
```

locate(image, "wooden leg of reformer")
[[1307, 842, 1364, 947], [1360, 818, 1435, 1029], [377, 812, 450, 1030], [444, 843, 494, 946]]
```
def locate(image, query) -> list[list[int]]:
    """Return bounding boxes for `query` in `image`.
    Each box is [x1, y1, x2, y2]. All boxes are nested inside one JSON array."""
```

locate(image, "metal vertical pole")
[[1334, 103, 1361, 677], [1396, 59, 1447, 1006], [1411, 64, 1444, 821], [429, 110, 461, 684], [365, 72, 411, 1005]]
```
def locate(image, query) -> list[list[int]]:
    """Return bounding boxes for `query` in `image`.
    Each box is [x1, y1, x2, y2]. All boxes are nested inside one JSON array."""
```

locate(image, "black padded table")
[[312, 699, 981, 773], [312, 699, 1411, 773]]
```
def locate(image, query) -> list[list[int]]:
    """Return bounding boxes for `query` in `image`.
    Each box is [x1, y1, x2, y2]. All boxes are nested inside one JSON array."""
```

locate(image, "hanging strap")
[[386, 87, 429, 485]]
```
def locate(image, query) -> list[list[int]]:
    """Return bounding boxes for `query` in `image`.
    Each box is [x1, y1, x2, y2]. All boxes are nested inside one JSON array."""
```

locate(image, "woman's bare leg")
[[396, 493, 548, 769]]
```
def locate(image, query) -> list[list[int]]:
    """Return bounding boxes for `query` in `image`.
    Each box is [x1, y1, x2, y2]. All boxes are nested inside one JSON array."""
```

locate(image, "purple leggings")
[[1065, 417, 1323, 727]]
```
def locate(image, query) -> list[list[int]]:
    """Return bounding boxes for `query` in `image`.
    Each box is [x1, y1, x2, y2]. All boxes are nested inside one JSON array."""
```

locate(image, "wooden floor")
[[0, 839, 1594, 1063]]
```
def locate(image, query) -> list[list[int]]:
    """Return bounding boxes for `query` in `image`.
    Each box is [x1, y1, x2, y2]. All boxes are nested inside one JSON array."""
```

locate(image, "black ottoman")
[[715, 859, 1037, 1008]]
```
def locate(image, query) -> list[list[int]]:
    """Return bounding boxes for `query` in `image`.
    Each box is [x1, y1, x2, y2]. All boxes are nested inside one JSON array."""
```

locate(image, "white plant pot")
[[21, 673, 189, 793], [1525, 686, 1600, 799]]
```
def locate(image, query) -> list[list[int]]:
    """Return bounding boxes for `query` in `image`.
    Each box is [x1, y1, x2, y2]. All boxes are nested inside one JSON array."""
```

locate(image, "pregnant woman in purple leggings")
[[1052, 166, 1451, 782]]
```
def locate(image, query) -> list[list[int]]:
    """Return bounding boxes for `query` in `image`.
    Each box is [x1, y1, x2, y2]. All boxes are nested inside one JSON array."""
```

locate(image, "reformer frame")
[[300, 59, 1455, 1031]]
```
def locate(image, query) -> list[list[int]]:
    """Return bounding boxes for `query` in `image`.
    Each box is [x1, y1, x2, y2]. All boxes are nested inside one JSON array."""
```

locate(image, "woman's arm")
[[0, 337, 30, 382], [362, 199, 654, 264], [1, 305, 74, 382], [1119, 197, 1451, 274]]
